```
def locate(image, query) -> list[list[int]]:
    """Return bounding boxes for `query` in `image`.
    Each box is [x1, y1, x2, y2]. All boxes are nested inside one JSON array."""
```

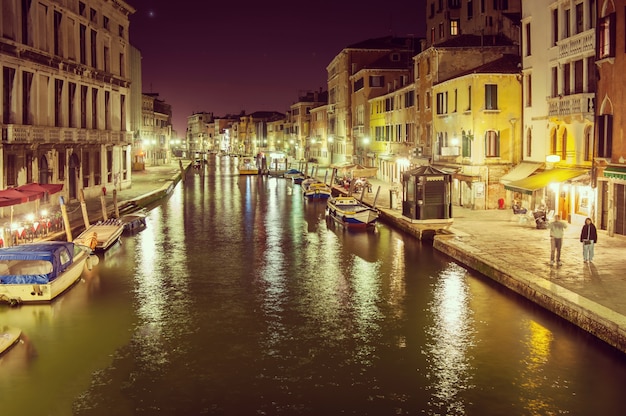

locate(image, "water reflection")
[[425, 262, 474, 415]]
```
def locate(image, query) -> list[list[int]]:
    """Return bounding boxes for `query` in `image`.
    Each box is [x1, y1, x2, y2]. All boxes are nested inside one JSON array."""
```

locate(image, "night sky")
[[129, 0, 427, 135]]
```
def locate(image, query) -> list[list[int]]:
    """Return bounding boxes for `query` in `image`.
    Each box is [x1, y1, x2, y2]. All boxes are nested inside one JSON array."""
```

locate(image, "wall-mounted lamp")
[[546, 154, 561, 163]]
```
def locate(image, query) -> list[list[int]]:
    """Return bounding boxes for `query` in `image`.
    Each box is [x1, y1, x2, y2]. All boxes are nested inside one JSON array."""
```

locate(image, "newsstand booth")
[[401, 166, 453, 221]]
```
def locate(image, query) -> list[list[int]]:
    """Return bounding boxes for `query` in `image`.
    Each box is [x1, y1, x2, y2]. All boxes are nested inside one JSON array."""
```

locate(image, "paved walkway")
[[34, 159, 626, 352]]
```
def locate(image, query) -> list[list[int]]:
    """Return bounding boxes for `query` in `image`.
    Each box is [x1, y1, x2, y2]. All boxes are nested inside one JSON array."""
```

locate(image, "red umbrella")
[[0, 189, 29, 205], [16, 184, 45, 201], [17, 182, 64, 195]]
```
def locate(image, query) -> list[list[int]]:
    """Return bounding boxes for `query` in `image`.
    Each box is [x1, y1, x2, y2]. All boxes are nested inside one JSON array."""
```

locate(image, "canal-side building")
[[511, 0, 596, 225], [326, 36, 419, 167], [413, 0, 521, 210], [368, 81, 416, 186], [186, 112, 214, 157], [432, 54, 522, 210], [0, 0, 135, 216], [596, 0, 626, 237], [288, 89, 327, 163], [350, 49, 416, 170]]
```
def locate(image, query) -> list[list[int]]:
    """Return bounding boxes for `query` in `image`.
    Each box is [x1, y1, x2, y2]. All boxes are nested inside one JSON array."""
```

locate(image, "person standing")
[[547, 215, 568, 266], [580, 217, 598, 263]]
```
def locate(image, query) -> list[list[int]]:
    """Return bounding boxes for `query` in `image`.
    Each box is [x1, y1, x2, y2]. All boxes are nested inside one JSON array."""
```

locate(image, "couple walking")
[[547, 216, 597, 265]]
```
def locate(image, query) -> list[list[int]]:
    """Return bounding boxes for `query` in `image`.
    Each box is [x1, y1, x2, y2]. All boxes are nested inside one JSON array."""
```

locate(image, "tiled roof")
[[347, 36, 422, 53], [434, 33, 516, 48]]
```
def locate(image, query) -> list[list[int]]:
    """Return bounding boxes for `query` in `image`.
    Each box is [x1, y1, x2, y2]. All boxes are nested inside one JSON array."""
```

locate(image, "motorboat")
[[0, 325, 21, 356], [74, 218, 124, 251], [120, 212, 147, 233], [326, 196, 379, 229], [283, 168, 303, 179], [0, 241, 97, 305], [238, 157, 259, 175], [302, 180, 332, 200]]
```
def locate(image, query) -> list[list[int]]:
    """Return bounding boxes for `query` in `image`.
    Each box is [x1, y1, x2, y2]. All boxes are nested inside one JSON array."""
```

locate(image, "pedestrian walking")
[[547, 214, 568, 266], [580, 217, 598, 263]]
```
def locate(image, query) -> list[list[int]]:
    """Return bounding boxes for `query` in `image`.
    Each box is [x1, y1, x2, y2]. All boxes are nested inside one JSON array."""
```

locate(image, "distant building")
[[141, 93, 173, 167], [186, 112, 214, 156], [0, 0, 135, 217]]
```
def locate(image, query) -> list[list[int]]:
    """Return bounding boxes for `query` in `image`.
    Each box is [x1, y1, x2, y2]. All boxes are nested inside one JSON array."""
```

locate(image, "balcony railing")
[[547, 93, 595, 118], [2, 125, 132, 145], [557, 29, 595, 60]]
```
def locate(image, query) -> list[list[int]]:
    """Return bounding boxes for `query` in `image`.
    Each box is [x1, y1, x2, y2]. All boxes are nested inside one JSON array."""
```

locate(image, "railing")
[[547, 93, 595, 118], [2, 125, 133, 145], [557, 29, 595, 60]]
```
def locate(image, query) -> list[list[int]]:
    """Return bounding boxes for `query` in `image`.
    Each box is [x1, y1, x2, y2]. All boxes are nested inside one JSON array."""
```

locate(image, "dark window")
[[22, 70, 33, 124], [79, 24, 87, 64], [3, 67, 16, 124], [597, 114, 613, 158], [80, 85, 88, 128], [485, 84, 498, 110], [54, 11, 62, 56], [354, 77, 364, 92], [83, 152, 90, 188], [598, 13, 615, 59]]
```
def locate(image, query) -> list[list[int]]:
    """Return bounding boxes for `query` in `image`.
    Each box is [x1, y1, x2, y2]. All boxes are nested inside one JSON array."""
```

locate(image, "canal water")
[[2, 155, 626, 416]]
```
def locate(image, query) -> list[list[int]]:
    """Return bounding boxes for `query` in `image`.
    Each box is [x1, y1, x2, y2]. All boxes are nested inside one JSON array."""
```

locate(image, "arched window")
[[561, 128, 568, 160]]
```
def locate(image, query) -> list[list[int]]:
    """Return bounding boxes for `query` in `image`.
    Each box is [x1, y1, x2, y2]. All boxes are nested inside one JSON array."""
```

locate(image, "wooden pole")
[[113, 189, 119, 218], [60, 196, 73, 242], [179, 159, 185, 183], [80, 189, 90, 229], [372, 186, 381, 208], [100, 187, 108, 221]]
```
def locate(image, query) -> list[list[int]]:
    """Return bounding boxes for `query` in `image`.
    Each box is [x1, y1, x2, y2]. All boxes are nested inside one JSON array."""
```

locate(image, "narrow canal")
[[2, 155, 626, 416]]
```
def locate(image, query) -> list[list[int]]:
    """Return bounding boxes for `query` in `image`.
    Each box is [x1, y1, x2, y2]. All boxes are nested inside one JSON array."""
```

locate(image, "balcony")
[[547, 93, 595, 119], [2, 125, 132, 145], [557, 29, 595, 60]]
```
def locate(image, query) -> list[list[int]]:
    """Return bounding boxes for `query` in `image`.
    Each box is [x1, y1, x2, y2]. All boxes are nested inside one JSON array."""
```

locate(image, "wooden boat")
[[120, 212, 147, 233], [238, 157, 259, 175], [283, 168, 303, 179], [74, 218, 124, 251], [0, 241, 96, 305], [326, 196, 379, 229], [302, 180, 332, 199], [0, 326, 21, 356]]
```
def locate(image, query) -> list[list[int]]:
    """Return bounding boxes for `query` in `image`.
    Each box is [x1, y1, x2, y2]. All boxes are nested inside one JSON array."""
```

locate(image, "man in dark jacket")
[[580, 217, 598, 263]]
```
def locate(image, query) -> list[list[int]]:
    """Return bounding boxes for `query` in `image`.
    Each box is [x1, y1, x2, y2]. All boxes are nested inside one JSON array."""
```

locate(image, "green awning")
[[604, 165, 626, 181], [504, 168, 588, 195]]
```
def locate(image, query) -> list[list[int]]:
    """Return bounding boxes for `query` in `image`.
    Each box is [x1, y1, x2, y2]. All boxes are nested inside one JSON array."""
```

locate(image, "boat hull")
[[0, 247, 91, 304], [327, 197, 379, 228], [75, 219, 124, 251], [0, 326, 21, 356]]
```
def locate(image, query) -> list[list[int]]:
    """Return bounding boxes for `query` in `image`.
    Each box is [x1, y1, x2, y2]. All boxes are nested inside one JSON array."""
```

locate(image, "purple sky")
[[129, 0, 426, 136]]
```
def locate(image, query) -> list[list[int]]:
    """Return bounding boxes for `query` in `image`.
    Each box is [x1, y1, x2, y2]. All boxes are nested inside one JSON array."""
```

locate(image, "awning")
[[500, 161, 544, 184], [603, 165, 626, 181], [504, 168, 588, 195]]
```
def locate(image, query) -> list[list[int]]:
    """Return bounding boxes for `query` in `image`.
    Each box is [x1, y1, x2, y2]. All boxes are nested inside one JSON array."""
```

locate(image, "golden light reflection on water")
[[518, 319, 557, 415], [133, 187, 191, 370], [425, 262, 474, 414]]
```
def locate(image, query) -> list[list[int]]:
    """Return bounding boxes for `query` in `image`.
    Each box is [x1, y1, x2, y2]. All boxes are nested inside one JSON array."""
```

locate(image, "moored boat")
[[0, 326, 21, 356], [238, 157, 259, 175], [302, 180, 332, 199], [326, 196, 379, 229], [0, 241, 96, 305], [74, 218, 124, 251], [120, 212, 147, 233]]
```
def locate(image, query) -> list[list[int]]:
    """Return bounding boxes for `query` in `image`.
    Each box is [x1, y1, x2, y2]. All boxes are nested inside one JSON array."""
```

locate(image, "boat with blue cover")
[[0, 241, 96, 305]]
